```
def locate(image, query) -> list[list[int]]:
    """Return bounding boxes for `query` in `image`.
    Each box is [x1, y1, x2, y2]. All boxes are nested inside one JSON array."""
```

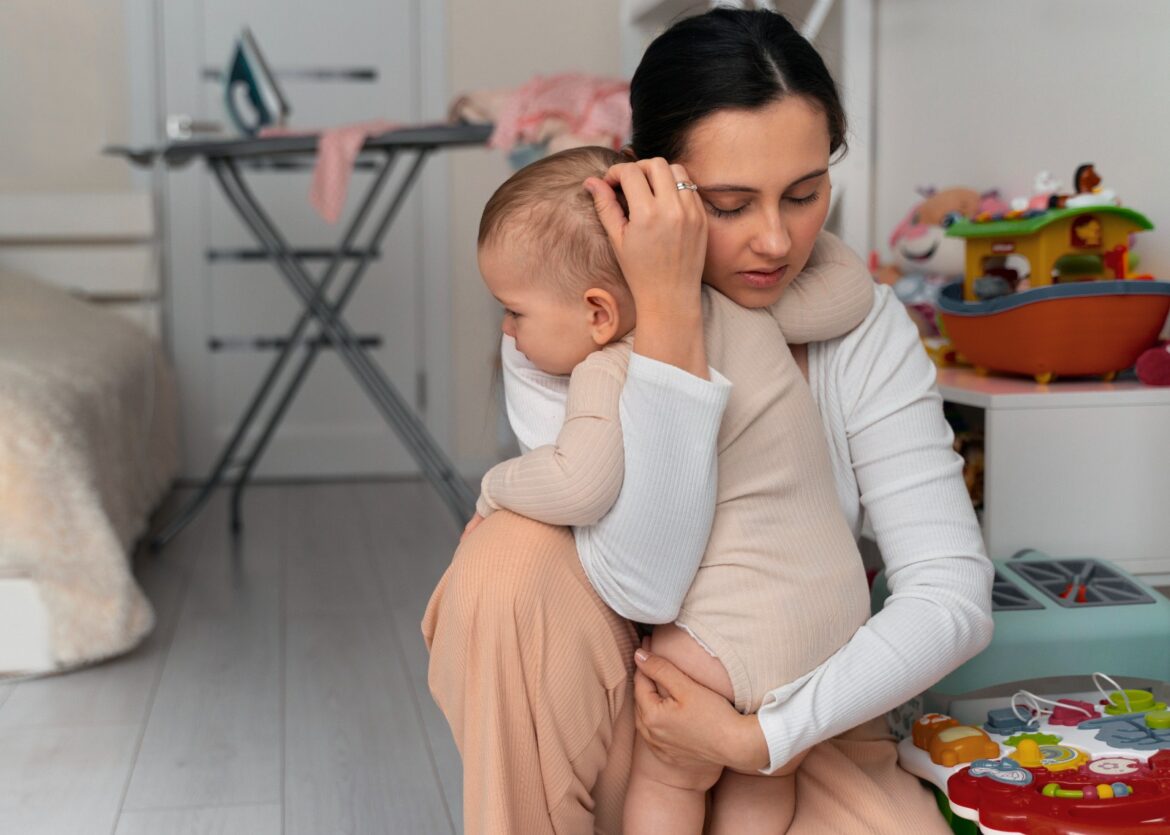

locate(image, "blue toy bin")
[[871, 550, 1170, 702]]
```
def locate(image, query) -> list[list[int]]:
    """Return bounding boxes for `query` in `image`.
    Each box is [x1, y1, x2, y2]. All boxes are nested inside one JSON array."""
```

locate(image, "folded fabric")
[[452, 73, 631, 154]]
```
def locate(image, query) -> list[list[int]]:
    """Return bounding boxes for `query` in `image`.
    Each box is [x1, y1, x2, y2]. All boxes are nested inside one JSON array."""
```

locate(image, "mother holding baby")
[[423, 7, 993, 834]]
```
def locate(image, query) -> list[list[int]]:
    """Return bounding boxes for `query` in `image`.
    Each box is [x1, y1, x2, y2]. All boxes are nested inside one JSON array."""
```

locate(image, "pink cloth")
[[261, 120, 399, 224], [486, 73, 630, 153]]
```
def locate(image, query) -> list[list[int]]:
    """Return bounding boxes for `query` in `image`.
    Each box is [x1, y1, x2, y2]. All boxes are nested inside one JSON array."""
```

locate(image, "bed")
[[0, 192, 179, 677]]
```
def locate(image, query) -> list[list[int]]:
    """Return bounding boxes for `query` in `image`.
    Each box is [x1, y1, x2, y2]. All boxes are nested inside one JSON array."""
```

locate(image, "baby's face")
[[479, 242, 599, 375]]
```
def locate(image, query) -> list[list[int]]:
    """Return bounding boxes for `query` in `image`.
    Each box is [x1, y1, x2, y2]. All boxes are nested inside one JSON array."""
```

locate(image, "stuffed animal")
[[872, 186, 1010, 340]]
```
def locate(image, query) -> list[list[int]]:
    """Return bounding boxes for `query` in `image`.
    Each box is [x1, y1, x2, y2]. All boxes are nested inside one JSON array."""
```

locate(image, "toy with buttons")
[[900, 683, 1170, 833]]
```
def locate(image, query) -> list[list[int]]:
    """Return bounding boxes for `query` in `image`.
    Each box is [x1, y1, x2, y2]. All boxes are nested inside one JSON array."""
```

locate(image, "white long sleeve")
[[500, 335, 732, 623]]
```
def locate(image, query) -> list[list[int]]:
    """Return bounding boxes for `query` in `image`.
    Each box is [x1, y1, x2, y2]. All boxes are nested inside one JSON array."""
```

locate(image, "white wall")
[[446, 0, 622, 471], [0, 1, 131, 191], [874, 0, 1170, 279]]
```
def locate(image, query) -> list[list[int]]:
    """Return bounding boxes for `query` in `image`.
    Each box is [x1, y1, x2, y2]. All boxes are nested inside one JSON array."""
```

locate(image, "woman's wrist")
[[631, 298, 707, 379], [722, 713, 772, 773]]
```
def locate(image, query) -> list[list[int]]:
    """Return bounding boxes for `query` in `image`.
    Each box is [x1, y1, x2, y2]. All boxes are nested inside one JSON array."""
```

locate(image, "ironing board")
[[108, 123, 489, 547]]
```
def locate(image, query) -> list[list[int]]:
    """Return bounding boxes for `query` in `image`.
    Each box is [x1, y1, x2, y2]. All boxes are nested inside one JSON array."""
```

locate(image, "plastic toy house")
[[937, 206, 1170, 383], [949, 206, 1152, 298]]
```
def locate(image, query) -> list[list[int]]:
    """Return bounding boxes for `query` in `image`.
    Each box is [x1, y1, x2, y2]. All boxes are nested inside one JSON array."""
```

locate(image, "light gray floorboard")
[[121, 489, 284, 812], [114, 803, 282, 835], [359, 482, 464, 828], [283, 483, 455, 834], [284, 612, 453, 835], [0, 544, 191, 730], [0, 724, 141, 835], [4, 481, 469, 835], [283, 484, 385, 617]]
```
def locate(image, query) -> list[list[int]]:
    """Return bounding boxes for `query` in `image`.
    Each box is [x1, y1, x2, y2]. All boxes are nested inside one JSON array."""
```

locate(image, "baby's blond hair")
[[478, 146, 626, 301]]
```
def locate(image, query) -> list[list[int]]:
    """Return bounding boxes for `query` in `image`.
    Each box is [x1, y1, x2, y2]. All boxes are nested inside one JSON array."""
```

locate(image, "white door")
[[155, 0, 450, 479]]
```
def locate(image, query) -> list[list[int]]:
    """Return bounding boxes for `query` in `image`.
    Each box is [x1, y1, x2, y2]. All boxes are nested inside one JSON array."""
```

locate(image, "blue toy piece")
[[984, 707, 1035, 735]]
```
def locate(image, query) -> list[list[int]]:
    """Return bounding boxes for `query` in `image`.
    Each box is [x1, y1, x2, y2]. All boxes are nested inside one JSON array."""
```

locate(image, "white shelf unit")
[[936, 367, 1170, 579]]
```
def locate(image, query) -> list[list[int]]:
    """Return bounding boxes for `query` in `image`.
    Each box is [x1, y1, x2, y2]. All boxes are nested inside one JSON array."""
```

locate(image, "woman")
[[423, 8, 993, 834]]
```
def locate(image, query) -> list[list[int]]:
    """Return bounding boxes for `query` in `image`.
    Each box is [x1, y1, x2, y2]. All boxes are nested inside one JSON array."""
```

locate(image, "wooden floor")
[[0, 482, 464, 835]]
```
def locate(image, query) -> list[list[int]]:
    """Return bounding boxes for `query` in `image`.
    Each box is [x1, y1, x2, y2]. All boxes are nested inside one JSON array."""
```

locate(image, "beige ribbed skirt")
[[422, 511, 950, 835]]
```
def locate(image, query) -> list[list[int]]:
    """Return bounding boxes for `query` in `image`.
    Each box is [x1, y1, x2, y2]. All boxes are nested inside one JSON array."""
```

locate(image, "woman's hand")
[[584, 158, 709, 377], [633, 644, 772, 775]]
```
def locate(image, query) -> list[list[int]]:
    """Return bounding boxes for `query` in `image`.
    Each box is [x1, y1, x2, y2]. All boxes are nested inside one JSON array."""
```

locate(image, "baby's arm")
[[477, 342, 629, 527], [769, 231, 874, 343]]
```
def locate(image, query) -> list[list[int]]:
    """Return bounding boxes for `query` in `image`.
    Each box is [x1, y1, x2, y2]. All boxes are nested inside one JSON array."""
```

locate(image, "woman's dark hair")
[[630, 7, 847, 162]]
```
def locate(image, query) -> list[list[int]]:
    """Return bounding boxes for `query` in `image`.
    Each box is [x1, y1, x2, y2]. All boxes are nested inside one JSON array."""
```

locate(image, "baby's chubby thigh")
[[649, 624, 808, 779], [650, 622, 736, 703]]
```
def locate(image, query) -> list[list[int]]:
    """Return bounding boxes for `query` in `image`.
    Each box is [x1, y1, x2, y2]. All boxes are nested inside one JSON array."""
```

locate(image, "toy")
[[872, 187, 1008, 347], [901, 688, 1170, 834], [871, 552, 1170, 702], [1136, 343, 1170, 386], [936, 165, 1170, 383]]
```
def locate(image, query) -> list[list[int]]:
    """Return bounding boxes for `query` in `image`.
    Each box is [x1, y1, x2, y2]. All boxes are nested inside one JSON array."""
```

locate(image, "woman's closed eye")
[[784, 190, 820, 206], [705, 201, 747, 219]]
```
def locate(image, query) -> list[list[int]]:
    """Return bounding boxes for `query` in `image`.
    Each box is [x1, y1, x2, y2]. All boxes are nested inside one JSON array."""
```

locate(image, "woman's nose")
[[751, 210, 791, 259]]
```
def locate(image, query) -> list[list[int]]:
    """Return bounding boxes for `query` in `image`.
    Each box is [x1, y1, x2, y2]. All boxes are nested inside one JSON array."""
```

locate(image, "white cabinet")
[[936, 367, 1170, 579]]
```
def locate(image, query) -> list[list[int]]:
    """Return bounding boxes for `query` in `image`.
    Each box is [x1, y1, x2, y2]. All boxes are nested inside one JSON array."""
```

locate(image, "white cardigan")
[[501, 283, 994, 773]]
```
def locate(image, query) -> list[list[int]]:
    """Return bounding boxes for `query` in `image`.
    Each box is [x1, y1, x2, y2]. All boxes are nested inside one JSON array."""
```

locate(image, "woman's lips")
[[738, 265, 787, 289]]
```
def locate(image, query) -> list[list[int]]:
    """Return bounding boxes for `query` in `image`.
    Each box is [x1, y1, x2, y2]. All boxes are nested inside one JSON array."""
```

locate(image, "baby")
[[472, 146, 873, 833]]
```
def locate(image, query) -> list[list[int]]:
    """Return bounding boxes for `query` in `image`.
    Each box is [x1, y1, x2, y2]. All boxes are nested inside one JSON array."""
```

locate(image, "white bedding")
[[0, 269, 179, 675]]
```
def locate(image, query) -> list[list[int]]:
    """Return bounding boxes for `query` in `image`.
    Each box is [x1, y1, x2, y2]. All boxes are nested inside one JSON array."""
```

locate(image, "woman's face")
[[678, 96, 833, 309]]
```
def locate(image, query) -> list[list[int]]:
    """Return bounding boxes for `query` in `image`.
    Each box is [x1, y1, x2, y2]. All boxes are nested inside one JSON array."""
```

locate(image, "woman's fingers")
[[583, 176, 628, 245], [644, 157, 687, 204]]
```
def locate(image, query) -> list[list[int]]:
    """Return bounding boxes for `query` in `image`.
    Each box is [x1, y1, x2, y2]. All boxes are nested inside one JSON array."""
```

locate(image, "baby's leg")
[[708, 770, 797, 835], [623, 623, 730, 835]]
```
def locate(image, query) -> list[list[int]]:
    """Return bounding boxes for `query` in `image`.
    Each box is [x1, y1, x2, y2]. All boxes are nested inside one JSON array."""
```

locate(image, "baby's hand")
[[460, 513, 485, 544]]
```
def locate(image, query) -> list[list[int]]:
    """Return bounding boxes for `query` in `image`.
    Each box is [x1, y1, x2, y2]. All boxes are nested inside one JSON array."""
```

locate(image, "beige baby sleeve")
[[769, 231, 874, 343], [477, 342, 629, 526]]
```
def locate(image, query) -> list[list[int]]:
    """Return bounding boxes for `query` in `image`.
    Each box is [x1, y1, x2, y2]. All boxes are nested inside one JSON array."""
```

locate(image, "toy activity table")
[[109, 124, 490, 546]]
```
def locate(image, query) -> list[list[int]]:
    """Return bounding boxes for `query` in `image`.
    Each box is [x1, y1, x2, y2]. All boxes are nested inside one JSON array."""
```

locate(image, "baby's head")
[[478, 146, 634, 375]]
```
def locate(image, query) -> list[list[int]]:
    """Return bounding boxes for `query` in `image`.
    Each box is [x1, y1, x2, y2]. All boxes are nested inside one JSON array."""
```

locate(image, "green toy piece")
[[1004, 731, 1062, 747]]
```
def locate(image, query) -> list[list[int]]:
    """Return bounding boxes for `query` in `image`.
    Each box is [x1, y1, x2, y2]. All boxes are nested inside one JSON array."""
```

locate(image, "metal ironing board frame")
[[110, 123, 488, 547]]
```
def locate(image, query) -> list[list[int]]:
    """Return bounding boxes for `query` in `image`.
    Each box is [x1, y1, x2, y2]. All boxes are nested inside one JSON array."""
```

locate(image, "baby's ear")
[[583, 287, 621, 345]]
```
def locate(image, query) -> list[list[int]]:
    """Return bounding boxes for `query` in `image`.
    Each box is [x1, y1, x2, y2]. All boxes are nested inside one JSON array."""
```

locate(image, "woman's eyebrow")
[[698, 168, 829, 194]]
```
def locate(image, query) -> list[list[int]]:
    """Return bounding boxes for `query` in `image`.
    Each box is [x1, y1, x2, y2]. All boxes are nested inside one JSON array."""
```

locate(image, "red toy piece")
[[947, 753, 1170, 833], [1049, 698, 1100, 726], [1136, 343, 1170, 386]]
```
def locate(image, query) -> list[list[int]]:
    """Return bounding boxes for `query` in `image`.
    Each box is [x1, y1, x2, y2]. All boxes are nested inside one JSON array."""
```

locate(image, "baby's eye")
[[503, 308, 520, 319]]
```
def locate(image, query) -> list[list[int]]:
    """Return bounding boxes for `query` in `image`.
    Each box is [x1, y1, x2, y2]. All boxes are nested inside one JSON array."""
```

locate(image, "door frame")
[[120, 0, 457, 474]]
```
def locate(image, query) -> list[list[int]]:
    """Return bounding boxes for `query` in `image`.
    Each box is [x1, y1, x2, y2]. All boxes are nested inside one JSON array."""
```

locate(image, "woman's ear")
[[583, 287, 622, 345]]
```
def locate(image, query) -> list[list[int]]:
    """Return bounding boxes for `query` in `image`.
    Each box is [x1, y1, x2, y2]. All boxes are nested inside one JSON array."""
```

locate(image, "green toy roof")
[[945, 205, 1154, 239]]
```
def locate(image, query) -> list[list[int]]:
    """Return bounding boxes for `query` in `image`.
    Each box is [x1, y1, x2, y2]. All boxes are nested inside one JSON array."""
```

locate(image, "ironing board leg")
[[212, 158, 477, 525], [150, 152, 404, 549], [226, 150, 424, 532]]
